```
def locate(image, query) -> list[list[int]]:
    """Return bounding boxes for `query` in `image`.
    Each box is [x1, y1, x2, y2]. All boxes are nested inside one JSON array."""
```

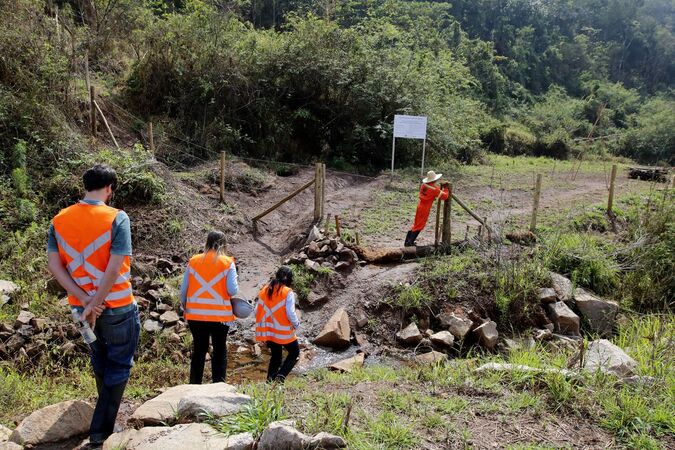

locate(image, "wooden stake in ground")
[[607, 164, 617, 213], [219, 151, 226, 203], [433, 198, 442, 247], [89, 85, 96, 137], [314, 163, 324, 222], [441, 183, 452, 246], [530, 173, 542, 232], [335, 215, 342, 238], [148, 122, 155, 154]]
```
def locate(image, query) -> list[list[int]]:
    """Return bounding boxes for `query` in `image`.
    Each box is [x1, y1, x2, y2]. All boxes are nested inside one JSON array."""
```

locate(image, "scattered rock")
[[9, 400, 93, 445], [539, 288, 558, 304], [438, 313, 472, 340], [306, 226, 324, 244], [307, 432, 348, 449], [149, 311, 160, 320], [0, 280, 19, 298], [503, 337, 536, 351], [258, 420, 309, 450], [334, 261, 351, 271], [329, 352, 365, 373], [534, 328, 553, 341], [313, 308, 351, 349], [550, 272, 573, 304], [546, 302, 580, 336], [414, 351, 447, 364], [103, 424, 253, 450], [574, 289, 618, 336], [396, 323, 423, 345], [14, 311, 34, 329], [355, 314, 368, 329], [304, 259, 321, 273], [156, 303, 173, 313], [0, 424, 11, 442], [177, 391, 250, 421], [583, 339, 637, 377], [131, 383, 238, 425], [0, 442, 22, 450], [430, 331, 454, 348], [159, 311, 179, 325], [253, 344, 262, 357], [353, 333, 368, 347], [307, 241, 321, 258], [29, 318, 47, 332], [0, 295, 9, 308], [473, 321, 498, 349], [143, 319, 162, 333], [306, 292, 328, 307]]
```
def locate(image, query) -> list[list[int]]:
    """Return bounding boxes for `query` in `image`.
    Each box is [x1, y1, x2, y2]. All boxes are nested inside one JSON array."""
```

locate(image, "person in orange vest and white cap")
[[179, 231, 238, 384], [255, 266, 300, 382], [404, 170, 450, 247], [47, 164, 140, 446]]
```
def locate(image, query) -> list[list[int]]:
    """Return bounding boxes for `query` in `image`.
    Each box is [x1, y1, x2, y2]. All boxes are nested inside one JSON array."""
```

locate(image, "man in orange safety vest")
[[47, 164, 140, 446]]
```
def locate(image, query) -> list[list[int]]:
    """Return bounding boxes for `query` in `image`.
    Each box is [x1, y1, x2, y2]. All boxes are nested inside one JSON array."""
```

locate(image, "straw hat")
[[422, 170, 442, 183]]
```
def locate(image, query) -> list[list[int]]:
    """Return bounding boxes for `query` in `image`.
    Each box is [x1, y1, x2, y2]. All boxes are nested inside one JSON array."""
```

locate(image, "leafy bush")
[[572, 208, 611, 233], [384, 284, 433, 312], [495, 259, 548, 326], [544, 233, 620, 296], [620, 96, 675, 165]]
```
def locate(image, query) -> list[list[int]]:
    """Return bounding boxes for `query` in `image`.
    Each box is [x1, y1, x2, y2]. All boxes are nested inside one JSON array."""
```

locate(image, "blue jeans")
[[88, 303, 141, 387]]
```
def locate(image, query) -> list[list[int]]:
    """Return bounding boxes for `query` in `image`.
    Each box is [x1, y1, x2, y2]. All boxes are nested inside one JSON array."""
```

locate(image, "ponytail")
[[203, 231, 226, 261], [268, 266, 293, 297]]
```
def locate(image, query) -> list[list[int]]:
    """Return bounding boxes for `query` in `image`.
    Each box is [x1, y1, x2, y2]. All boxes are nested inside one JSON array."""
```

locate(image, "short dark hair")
[[83, 164, 118, 192]]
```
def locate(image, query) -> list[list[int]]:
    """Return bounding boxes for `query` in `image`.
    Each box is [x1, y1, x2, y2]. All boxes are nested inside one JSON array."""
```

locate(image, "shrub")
[[495, 258, 548, 327], [572, 208, 611, 233]]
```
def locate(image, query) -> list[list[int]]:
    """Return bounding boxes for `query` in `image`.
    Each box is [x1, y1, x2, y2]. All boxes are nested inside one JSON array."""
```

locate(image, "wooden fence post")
[[314, 163, 323, 222], [434, 198, 442, 247], [530, 173, 542, 232], [607, 164, 617, 213], [441, 182, 452, 246], [148, 122, 155, 154], [219, 151, 226, 203], [89, 85, 97, 137], [335, 215, 341, 238], [322, 163, 326, 219]]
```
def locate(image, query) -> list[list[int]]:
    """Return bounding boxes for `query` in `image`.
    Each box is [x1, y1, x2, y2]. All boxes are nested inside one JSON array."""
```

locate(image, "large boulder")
[[583, 339, 637, 377], [546, 302, 580, 336], [329, 352, 365, 373], [550, 272, 573, 304], [9, 400, 93, 445], [313, 308, 351, 349], [396, 323, 423, 345], [438, 313, 472, 340], [473, 321, 498, 349], [257, 420, 309, 450], [574, 289, 618, 336], [307, 432, 348, 449], [177, 392, 251, 420], [130, 383, 238, 425], [103, 424, 253, 450], [429, 331, 454, 348]]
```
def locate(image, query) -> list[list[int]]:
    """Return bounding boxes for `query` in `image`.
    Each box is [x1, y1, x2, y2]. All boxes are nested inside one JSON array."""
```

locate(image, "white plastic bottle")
[[72, 310, 97, 344]]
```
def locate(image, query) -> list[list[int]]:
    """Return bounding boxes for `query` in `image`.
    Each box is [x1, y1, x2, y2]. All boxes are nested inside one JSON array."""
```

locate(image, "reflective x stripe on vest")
[[183, 267, 232, 319], [54, 229, 133, 304], [255, 286, 296, 344]]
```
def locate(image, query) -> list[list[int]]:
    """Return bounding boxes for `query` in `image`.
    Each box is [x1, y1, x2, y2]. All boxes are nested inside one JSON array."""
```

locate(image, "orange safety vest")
[[255, 284, 297, 344], [52, 202, 134, 308], [184, 252, 234, 322]]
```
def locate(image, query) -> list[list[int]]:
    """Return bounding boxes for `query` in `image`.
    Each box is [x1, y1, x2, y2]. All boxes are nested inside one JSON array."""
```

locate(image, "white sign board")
[[394, 115, 427, 139]]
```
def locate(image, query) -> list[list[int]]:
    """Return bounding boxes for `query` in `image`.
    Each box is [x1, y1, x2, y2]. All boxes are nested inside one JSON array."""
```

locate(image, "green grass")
[[209, 383, 286, 438]]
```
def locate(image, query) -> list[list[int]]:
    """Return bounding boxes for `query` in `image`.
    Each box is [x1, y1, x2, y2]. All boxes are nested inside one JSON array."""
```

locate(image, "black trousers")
[[266, 340, 300, 382], [188, 321, 229, 384]]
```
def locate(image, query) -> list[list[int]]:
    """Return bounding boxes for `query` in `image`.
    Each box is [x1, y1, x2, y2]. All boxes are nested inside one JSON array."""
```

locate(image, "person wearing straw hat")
[[404, 170, 449, 247]]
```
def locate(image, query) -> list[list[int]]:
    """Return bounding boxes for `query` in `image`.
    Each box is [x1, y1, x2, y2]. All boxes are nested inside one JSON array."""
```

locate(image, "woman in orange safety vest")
[[404, 170, 449, 247], [255, 266, 300, 382], [179, 231, 238, 384]]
